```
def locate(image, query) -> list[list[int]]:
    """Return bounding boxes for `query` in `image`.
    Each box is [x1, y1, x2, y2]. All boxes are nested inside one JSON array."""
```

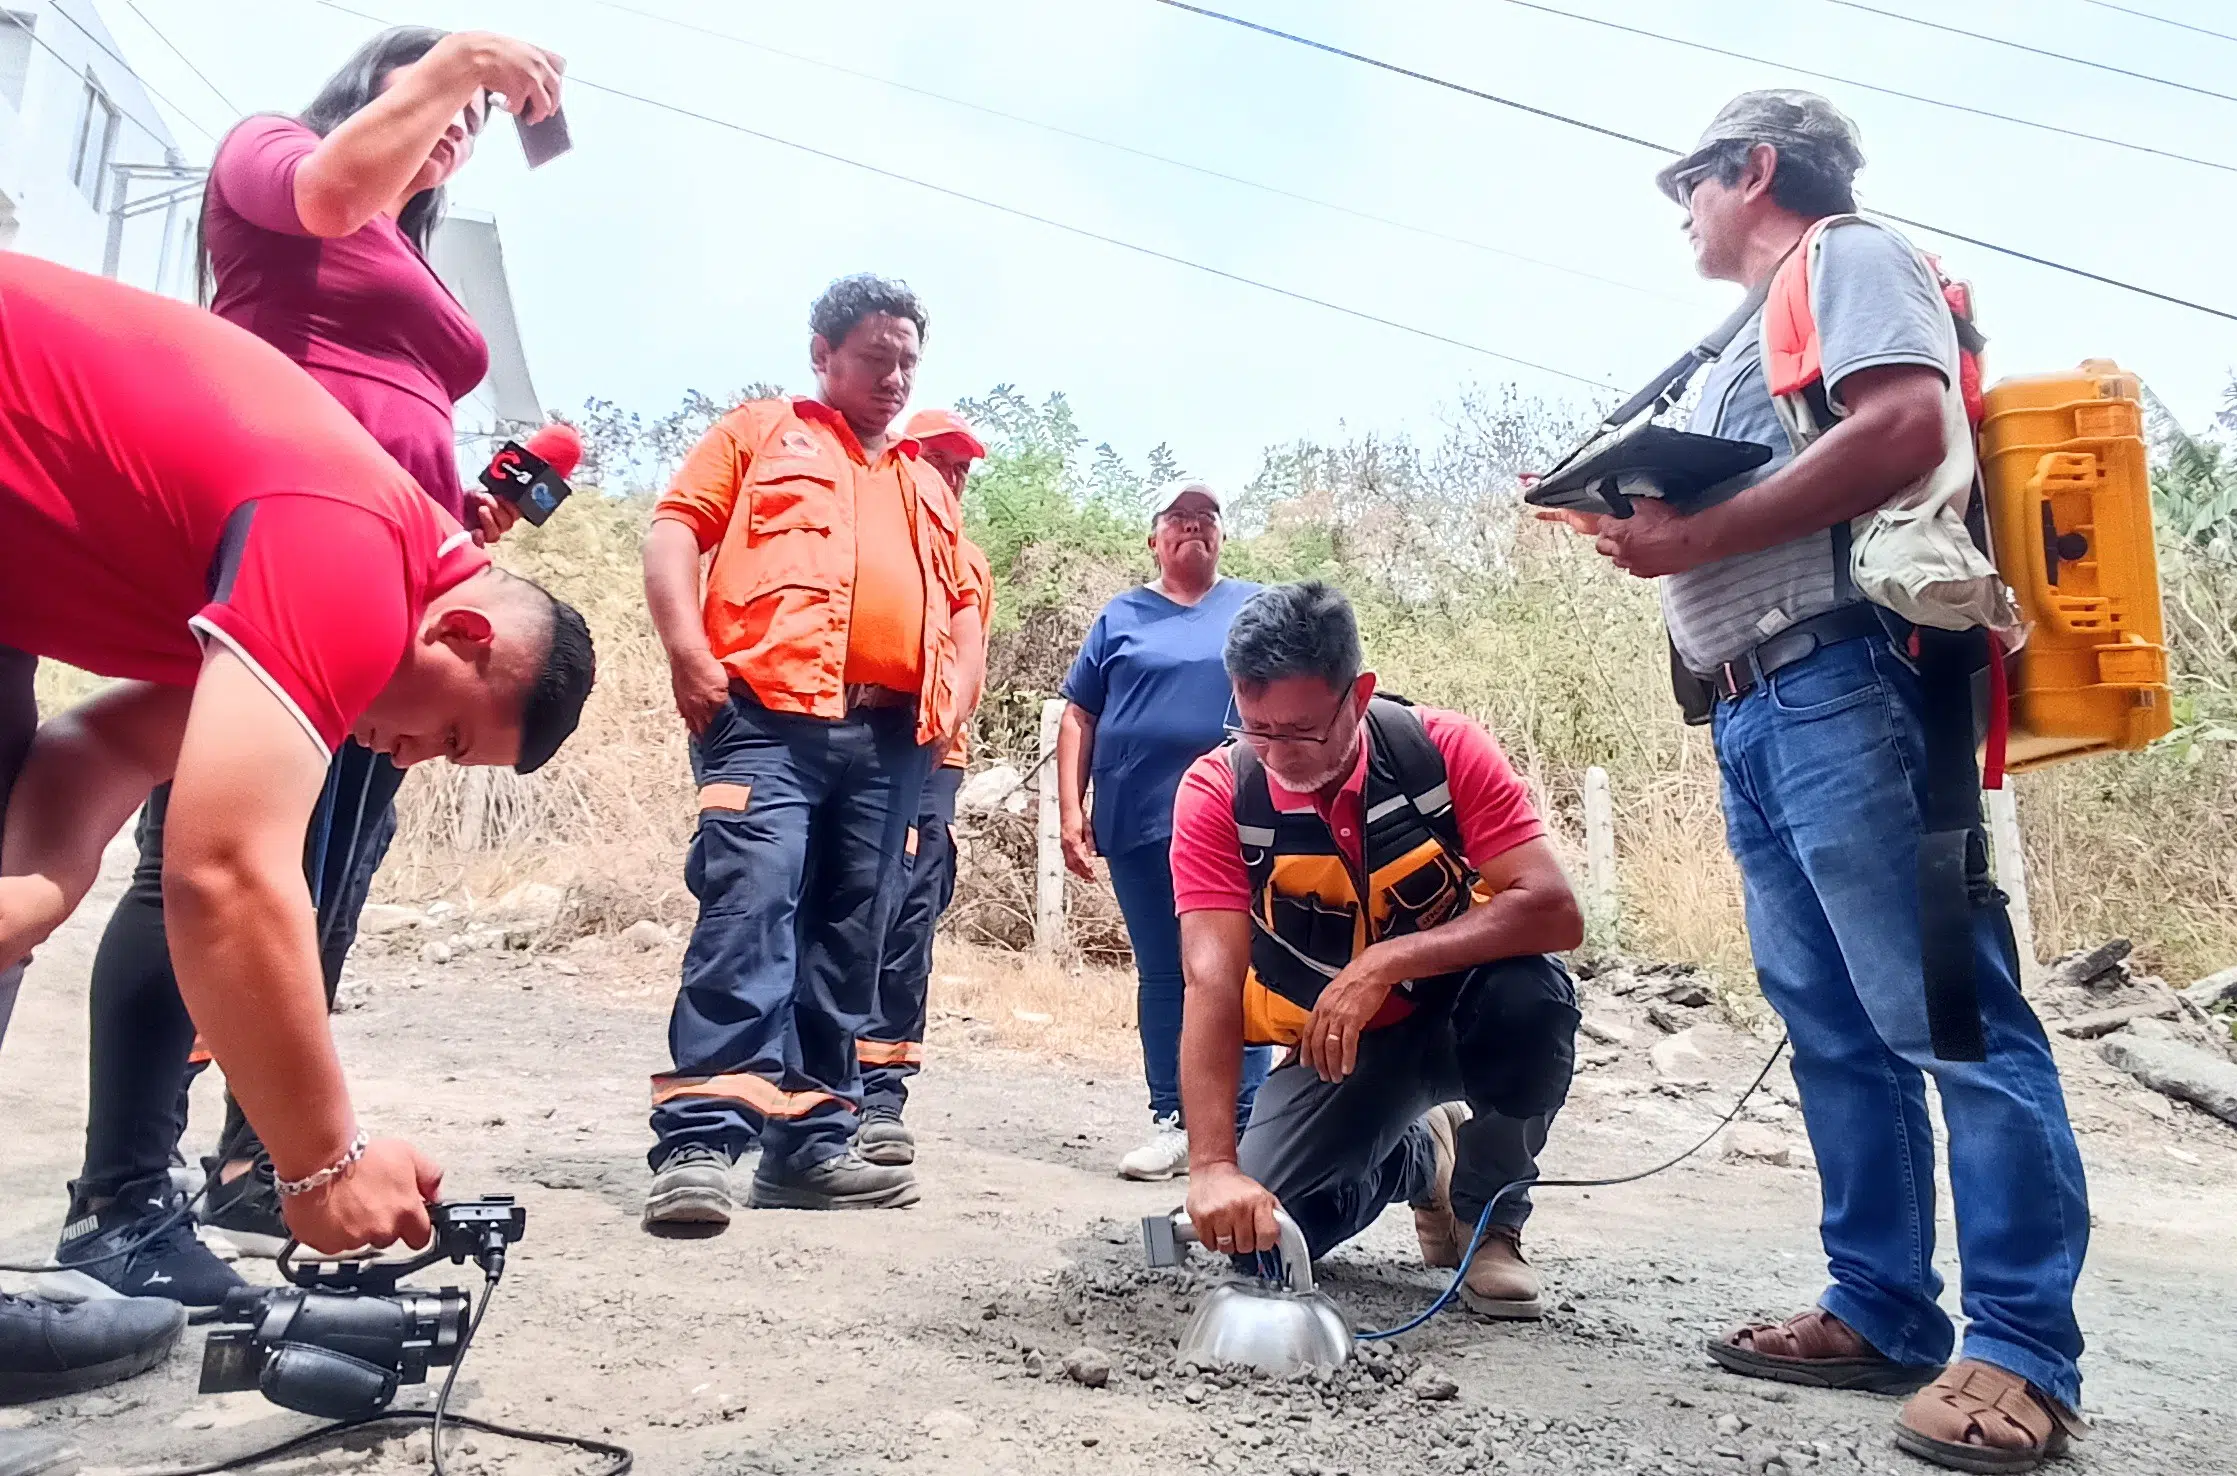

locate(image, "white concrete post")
[[1582, 765, 1617, 938], [455, 767, 492, 852], [1035, 698, 1066, 955], [1984, 785, 2037, 972]]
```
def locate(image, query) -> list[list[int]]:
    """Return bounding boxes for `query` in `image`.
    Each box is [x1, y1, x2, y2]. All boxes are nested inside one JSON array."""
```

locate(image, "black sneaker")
[[747, 1149, 919, 1210], [47, 1178, 243, 1310], [0, 1291, 183, 1404], [196, 1158, 290, 1260]]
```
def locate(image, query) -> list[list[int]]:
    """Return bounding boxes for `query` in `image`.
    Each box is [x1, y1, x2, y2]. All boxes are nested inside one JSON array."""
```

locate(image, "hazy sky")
[[107, 0, 2237, 490]]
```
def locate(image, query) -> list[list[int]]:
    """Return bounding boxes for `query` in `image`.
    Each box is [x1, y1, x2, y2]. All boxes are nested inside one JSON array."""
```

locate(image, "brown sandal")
[[1895, 1360, 2086, 1474], [1707, 1308, 1944, 1395]]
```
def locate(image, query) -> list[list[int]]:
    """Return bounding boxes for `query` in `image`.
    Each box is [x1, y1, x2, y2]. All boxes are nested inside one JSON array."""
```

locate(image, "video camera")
[[198, 1197, 526, 1420]]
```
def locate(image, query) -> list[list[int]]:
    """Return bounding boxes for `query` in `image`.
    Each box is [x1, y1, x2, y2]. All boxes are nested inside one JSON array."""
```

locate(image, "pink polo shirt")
[[1170, 705, 1546, 914]]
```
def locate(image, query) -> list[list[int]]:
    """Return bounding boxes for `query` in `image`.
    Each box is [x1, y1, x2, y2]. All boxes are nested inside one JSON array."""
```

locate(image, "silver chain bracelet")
[[274, 1128, 370, 1199]]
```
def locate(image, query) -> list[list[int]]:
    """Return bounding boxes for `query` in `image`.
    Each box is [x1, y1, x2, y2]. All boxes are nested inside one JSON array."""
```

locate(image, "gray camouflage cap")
[[1654, 89, 1865, 204]]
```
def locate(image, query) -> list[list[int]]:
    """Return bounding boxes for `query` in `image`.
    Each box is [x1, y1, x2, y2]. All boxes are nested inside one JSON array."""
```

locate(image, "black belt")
[[1698, 603, 1889, 703], [844, 683, 916, 712]]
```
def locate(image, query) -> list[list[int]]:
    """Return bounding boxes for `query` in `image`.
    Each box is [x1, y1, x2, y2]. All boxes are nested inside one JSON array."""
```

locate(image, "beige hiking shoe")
[[1409, 1102, 1470, 1270], [1461, 1224, 1544, 1320]]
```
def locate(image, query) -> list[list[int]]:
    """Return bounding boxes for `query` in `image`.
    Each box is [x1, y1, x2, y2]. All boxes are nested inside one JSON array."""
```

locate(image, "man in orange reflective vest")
[[641, 276, 985, 1222], [1549, 92, 2088, 1473], [855, 409, 994, 1169]]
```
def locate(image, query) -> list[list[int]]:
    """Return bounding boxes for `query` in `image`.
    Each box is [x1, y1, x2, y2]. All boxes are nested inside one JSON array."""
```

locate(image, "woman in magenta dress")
[[54, 26, 569, 1301]]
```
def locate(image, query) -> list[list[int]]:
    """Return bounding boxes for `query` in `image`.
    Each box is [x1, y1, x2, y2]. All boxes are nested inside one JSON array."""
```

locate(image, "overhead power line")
[[1824, 1, 2237, 106], [11, 4, 220, 143], [2079, 0, 2237, 45], [1148, 0, 2237, 324], [308, 0, 1620, 394], [1499, 0, 2237, 175], [127, 1, 243, 116], [592, 0, 1685, 305]]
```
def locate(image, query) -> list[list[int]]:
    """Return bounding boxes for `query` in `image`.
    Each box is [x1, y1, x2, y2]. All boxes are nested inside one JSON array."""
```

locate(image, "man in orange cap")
[[855, 409, 994, 1168]]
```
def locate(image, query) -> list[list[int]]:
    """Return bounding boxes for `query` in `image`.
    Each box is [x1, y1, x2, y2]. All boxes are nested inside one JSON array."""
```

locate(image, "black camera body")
[[199, 1197, 526, 1420]]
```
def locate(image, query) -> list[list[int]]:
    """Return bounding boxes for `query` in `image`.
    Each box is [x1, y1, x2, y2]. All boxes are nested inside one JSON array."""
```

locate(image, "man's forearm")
[[643, 519, 714, 662], [1179, 998, 1246, 1170], [1359, 883, 1583, 988], [952, 606, 987, 723], [166, 852, 354, 1179]]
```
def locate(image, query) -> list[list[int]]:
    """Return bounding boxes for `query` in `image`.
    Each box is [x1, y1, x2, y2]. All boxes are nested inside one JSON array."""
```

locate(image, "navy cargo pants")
[[650, 691, 932, 1176], [860, 763, 963, 1116]]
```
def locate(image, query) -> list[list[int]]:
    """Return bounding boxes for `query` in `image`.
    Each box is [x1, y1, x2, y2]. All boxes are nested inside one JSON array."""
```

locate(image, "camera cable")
[[144, 1258, 633, 1476]]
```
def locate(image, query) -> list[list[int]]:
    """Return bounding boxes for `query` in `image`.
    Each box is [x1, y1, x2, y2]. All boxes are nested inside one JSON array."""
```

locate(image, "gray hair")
[[1224, 581, 1362, 692]]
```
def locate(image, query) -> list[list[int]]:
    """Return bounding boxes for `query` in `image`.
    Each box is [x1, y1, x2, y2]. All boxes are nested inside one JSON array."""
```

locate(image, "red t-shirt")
[[0, 255, 488, 753], [1171, 704, 1547, 914]]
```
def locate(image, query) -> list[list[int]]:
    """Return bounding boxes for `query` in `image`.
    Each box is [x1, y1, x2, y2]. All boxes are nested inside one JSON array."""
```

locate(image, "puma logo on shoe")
[[59, 1215, 99, 1244], [143, 1272, 173, 1286]]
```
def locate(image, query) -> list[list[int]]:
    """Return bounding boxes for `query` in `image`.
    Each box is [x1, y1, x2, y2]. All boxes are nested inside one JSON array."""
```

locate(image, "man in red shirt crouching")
[[0, 256, 594, 1283], [1172, 581, 1583, 1317]]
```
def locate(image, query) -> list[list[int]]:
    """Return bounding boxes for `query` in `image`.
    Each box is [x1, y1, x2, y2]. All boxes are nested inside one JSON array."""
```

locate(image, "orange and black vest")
[[1226, 696, 1475, 1048]]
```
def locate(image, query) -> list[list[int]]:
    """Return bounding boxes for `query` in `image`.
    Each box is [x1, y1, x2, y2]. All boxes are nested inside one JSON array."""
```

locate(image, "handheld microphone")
[[478, 423, 581, 527]]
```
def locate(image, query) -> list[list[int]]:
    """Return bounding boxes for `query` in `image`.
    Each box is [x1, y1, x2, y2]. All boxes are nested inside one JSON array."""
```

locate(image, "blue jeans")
[[1105, 840, 1269, 1125], [1714, 633, 2089, 1409], [650, 694, 931, 1176]]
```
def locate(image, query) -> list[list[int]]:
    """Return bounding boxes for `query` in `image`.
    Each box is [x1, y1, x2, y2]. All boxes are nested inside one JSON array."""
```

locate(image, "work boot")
[[748, 1150, 919, 1210], [48, 1177, 243, 1310], [643, 1144, 736, 1231], [0, 1291, 184, 1404], [196, 1157, 290, 1260], [1117, 1112, 1189, 1181], [1410, 1102, 1470, 1270], [1460, 1224, 1543, 1321], [0, 1429, 80, 1476], [856, 1107, 916, 1167]]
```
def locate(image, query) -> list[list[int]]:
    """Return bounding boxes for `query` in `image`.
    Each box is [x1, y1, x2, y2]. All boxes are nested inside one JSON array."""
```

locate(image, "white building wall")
[[0, 1, 195, 294]]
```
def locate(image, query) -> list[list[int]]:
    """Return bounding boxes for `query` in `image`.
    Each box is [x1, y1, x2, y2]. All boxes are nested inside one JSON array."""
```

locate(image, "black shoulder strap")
[[1362, 697, 1468, 869], [1225, 740, 1278, 899]]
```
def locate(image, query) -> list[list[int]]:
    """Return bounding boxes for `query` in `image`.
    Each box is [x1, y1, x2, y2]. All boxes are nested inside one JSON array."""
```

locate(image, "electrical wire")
[[15, 2, 221, 143], [126, 0, 243, 116], [1497, 0, 2237, 175], [2078, 0, 2237, 46], [309, 1, 1622, 393], [590, 0, 1687, 305], [1823, 0, 2237, 106], [1147, 0, 2237, 324], [1354, 1034, 1791, 1340]]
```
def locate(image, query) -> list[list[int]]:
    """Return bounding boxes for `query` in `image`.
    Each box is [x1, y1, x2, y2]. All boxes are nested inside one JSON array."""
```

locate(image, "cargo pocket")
[[1454, 956, 1581, 1119]]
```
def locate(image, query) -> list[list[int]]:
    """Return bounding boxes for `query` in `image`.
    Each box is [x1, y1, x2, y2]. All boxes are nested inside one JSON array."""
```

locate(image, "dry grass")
[[336, 488, 2237, 999]]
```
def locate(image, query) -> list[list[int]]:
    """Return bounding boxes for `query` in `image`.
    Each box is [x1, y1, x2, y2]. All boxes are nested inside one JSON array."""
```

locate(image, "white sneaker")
[[1117, 1113, 1190, 1181]]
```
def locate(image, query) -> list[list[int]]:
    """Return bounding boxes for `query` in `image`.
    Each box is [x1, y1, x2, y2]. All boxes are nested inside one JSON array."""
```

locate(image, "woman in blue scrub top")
[[1057, 479, 1272, 1180]]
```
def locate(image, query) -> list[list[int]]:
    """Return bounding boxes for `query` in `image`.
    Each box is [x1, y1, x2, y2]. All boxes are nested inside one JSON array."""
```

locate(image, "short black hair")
[[809, 274, 929, 350], [514, 579, 595, 775], [1704, 137, 1856, 217], [1224, 580, 1363, 692]]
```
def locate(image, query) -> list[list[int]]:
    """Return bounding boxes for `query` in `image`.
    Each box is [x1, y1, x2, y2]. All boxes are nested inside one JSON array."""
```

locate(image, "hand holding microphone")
[[469, 422, 582, 544]]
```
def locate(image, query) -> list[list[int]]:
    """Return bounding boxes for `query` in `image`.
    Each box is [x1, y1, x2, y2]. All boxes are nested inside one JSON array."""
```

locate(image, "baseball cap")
[[904, 408, 987, 459], [1149, 478, 1223, 521], [1654, 89, 1865, 205]]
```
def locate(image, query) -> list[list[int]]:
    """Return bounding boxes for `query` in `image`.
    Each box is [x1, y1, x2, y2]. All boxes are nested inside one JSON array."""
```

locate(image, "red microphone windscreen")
[[524, 423, 583, 480]]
